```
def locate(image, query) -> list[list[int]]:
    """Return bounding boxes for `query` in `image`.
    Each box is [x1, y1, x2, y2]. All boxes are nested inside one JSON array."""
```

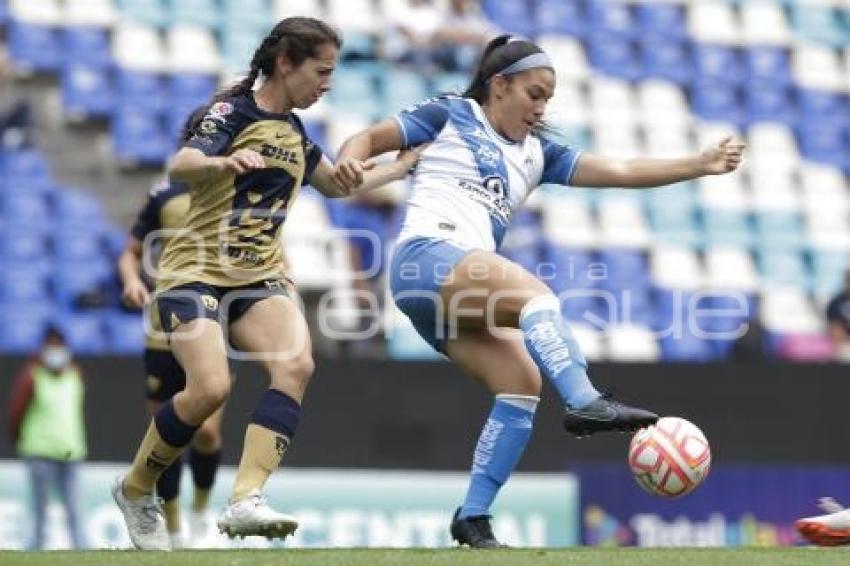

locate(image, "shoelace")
[[137, 497, 165, 534]]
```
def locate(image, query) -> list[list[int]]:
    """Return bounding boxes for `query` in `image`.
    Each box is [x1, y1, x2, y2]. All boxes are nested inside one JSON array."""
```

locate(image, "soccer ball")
[[628, 416, 711, 498]]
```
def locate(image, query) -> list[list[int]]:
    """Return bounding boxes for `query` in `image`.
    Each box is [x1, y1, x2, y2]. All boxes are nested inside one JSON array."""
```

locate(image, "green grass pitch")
[[1, 548, 849, 566]]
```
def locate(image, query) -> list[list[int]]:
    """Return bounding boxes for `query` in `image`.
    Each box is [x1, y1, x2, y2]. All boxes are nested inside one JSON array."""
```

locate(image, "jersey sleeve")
[[540, 138, 582, 186], [393, 98, 451, 148], [184, 100, 240, 156], [129, 190, 161, 241]]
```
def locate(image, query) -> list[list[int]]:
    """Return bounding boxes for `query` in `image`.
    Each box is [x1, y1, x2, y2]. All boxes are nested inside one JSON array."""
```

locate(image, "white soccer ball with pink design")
[[628, 416, 711, 498]]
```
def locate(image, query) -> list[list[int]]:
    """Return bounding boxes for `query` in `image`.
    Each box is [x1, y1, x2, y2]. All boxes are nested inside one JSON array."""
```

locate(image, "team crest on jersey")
[[199, 119, 218, 134], [210, 102, 233, 117], [477, 145, 500, 167]]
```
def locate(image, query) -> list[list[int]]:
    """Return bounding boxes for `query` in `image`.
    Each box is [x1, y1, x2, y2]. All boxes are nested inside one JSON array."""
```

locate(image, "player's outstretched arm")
[[167, 147, 266, 184], [571, 136, 745, 189], [333, 119, 405, 190], [309, 148, 420, 198]]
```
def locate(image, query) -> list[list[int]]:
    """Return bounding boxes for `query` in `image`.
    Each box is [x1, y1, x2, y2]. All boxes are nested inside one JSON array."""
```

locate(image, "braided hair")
[[463, 35, 546, 105], [183, 17, 341, 141]]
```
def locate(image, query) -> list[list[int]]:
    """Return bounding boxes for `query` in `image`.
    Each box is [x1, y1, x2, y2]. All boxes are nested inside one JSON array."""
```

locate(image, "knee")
[[186, 374, 231, 412], [193, 419, 222, 451], [269, 352, 315, 389]]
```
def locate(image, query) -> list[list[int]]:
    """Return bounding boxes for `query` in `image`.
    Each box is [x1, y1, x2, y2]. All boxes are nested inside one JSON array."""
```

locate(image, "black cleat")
[[450, 508, 507, 548], [563, 393, 658, 437]]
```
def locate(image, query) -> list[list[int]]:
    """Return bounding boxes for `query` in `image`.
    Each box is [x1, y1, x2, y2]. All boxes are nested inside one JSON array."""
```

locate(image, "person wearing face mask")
[[7, 326, 87, 550], [333, 34, 746, 547]]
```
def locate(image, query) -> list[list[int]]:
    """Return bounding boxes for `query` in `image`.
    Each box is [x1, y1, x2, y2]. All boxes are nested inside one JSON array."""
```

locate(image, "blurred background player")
[[117, 148, 227, 548], [334, 34, 745, 547], [7, 327, 87, 550], [111, 17, 421, 550]]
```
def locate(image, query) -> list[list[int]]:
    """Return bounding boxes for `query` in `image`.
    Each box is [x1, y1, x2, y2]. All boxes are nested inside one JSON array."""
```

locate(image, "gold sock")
[[123, 420, 185, 500], [162, 498, 181, 533], [231, 424, 290, 501], [192, 488, 211, 513]]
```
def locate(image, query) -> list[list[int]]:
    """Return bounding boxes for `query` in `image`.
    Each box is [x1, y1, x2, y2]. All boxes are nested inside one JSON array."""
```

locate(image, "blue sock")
[[519, 295, 600, 409], [458, 395, 538, 520], [189, 448, 220, 490], [156, 459, 182, 502]]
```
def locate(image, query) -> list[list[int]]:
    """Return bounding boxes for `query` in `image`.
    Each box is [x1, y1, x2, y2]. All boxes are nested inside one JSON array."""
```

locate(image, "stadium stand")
[[0, 0, 847, 362]]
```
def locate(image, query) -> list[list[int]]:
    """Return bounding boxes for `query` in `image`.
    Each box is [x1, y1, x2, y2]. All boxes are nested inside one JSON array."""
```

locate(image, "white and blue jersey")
[[394, 95, 582, 251]]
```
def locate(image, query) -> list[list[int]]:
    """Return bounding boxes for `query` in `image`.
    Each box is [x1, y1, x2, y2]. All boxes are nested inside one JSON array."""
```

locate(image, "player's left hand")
[[700, 136, 746, 175]]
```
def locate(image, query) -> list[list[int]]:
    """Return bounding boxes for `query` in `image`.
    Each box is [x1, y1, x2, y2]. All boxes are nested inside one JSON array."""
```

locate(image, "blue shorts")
[[389, 237, 472, 352]]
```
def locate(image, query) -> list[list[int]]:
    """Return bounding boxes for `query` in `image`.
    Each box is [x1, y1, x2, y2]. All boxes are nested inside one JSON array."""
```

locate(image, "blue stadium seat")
[[797, 89, 845, 119], [1, 149, 52, 190], [52, 260, 112, 305], [8, 22, 62, 73], [691, 80, 744, 126], [62, 63, 114, 120], [340, 31, 378, 62], [483, 0, 536, 39], [660, 330, 717, 362], [52, 229, 104, 262], [744, 80, 795, 126], [789, 4, 848, 47], [64, 27, 112, 68], [535, 0, 586, 37], [104, 311, 145, 354], [692, 44, 743, 85], [797, 122, 845, 166], [169, 73, 217, 101], [53, 311, 107, 354], [1, 191, 48, 220], [562, 295, 604, 326], [0, 0, 7, 25], [52, 189, 105, 226], [0, 307, 49, 353], [431, 72, 470, 97], [541, 244, 596, 293], [0, 262, 50, 304], [635, 2, 686, 39], [597, 249, 649, 292], [744, 47, 791, 85], [222, 0, 273, 31], [0, 228, 48, 261], [811, 250, 849, 295], [640, 36, 691, 85], [116, 70, 167, 114], [112, 105, 171, 166], [586, 0, 636, 38], [586, 33, 641, 81], [103, 227, 129, 259]]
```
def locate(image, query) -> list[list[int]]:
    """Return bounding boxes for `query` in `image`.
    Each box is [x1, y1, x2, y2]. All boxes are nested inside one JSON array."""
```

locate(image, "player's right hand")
[[332, 157, 369, 190], [122, 280, 150, 308], [221, 148, 266, 175]]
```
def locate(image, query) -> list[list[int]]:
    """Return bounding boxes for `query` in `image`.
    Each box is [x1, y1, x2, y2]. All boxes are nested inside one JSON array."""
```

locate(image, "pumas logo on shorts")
[[201, 295, 219, 311]]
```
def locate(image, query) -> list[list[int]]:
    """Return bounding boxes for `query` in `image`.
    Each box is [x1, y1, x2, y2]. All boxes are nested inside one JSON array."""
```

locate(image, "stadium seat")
[[53, 311, 107, 354], [64, 0, 115, 27], [8, 0, 61, 25], [586, 32, 641, 82], [116, 0, 167, 27], [570, 322, 604, 361], [744, 47, 791, 85], [52, 189, 106, 226], [52, 259, 112, 305], [811, 250, 849, 298], [382, 68, 429, 115], [691, 80, 743, 126], [535, 0, 586, 37], [537, 36, 589, 84], [760, 288, 824, 336], [635, 2, 686, 39], [705, 246, 759, 292], [64, 27, 112, 68], [111, 105, 171, 166], [743, 80, 795, 126], [0, 306, 49, 353], [758, 250, 810, 290], [792, 44, 844, 91], [650, 246, 704, 291], [740, 1, 791, 46], [789, 3, 847, 48], [702, 209, 754, 249], [659, 328, 717, 362], [586, 0, 635, 39], [482, 0, 535, 39], [166, 25, 221, 74], [687, 1, 740, 44], [1, 149, 52, 191], [640, 36, 691, 85], [0, 262, 50, 302], [112, 23, 167, 72], [542, 195, 599, 248], [598, 200, 651, 248], [61, 62, 114, 120], [328, 64, 382, 118], [274, 0, 325, 20], [753, 211, 806, 252], [326, 0, 379, 33], [797, 122, 845, 167], [7, 21, 62, 74], [103, 311, 145, 354], [169, 0, 221, 28]]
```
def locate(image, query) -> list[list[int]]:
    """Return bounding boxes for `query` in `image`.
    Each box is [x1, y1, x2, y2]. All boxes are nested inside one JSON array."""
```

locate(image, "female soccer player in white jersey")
[[334, 35, 745, 547]]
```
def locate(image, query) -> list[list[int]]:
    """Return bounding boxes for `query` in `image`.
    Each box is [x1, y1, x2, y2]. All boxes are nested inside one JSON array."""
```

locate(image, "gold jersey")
[[156, 94, 323, 293], [130, 180, 190, 350]]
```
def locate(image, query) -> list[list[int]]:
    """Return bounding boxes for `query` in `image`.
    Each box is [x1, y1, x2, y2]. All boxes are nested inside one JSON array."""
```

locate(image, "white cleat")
[[216, 490, 298, 540], [796, 497, 850, 546], [111, 478, 171, 551], [169, 532, 184, 550], [188, 510, 212, 548]]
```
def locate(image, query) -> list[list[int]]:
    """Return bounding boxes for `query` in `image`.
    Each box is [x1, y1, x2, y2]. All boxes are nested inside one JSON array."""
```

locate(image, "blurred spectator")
[[0, 36, 34, 148], [384, 0, 497, 76], [7, 327, 87, 550], [826, 268, 850, 362]]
